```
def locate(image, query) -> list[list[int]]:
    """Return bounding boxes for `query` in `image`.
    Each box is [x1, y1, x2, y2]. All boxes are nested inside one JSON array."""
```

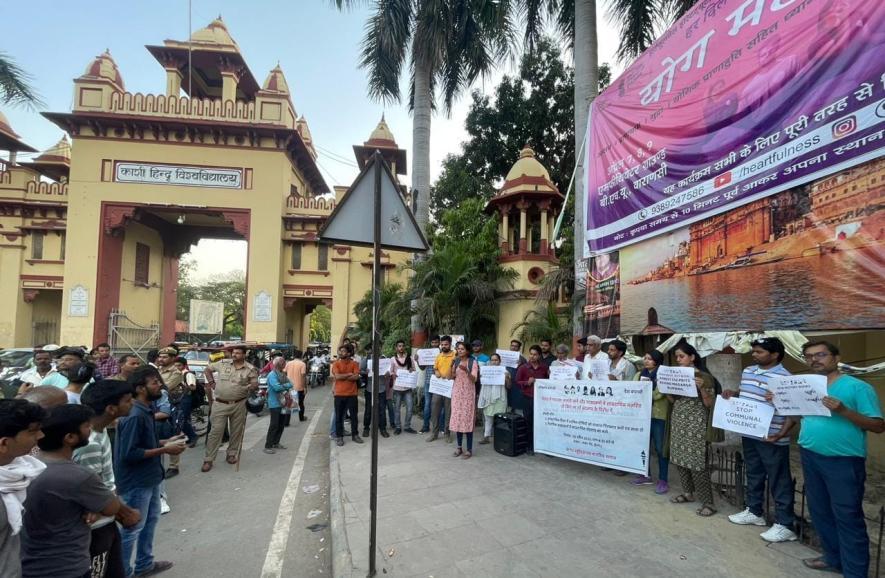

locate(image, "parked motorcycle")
[[308, 354, 328, 388]]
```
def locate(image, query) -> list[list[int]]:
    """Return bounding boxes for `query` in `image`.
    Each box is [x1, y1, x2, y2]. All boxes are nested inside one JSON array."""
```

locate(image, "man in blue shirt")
[[725, 337, 796, 542], [797, 341, 883, 576], [115, 366, 185, 577]]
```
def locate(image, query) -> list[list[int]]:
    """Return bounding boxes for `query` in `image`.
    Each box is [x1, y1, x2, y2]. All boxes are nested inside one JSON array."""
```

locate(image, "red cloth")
[[515, 362, 549, 398]]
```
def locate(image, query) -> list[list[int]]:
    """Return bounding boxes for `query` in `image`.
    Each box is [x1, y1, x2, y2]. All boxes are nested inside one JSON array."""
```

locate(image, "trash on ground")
[[303, 484, 321, 494]]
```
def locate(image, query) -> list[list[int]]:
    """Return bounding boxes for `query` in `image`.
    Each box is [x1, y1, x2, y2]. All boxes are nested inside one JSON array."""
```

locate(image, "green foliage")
[[512, 302, 572, 346], [176, 257, 245, 338], [351, 283, 411, 356], [0, 52, 43, 108], [309, 305, 332, 344]]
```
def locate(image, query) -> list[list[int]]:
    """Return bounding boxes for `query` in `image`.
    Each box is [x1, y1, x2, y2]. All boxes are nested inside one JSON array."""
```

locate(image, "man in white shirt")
[[581, 335, 610, 380], [607, 340, 637, 381], [17, 351, 56, 394]]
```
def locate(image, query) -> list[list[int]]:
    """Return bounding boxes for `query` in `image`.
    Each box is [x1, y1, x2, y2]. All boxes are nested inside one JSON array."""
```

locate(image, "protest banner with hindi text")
[[429, 376, 454, 398], [770, 374, 831, 416], [394, 370, 419, 389], [712, 395, 775, 438], [479, 365, 506, 386], [534, 379, 652, 475], [495, 349, 521, 369], [583, 358, 611, 381], [656, 366, 698, 397]]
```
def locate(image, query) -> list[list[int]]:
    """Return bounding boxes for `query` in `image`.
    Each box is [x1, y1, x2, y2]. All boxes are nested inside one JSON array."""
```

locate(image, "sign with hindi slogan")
[[582, 0, 885, 257], [394, 370, 419, 389], [114, 162, 243, 189], [550, 365, 580, 381], [582, 358, 611, 381], [479, 365, 506, 386], [656, 366, 698, 397], [428, 376, 454, 398], [713, 395, 775, 438], [534, 380, 652, 474], [495, 349, 521, 369], [770, 374, 831, 416], [368, 358, 392, 377], [416, 348, 440, 366]]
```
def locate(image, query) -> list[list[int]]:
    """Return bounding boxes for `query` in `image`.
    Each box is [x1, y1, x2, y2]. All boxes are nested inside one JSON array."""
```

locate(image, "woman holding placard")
[[477, 353, 510, 445], [449, 342, 480, 458], [667, 342, 720, 516], [631, 350, 671, 494]]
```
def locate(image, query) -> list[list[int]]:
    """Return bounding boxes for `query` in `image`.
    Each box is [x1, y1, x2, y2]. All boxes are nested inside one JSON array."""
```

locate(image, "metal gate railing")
[[108, 309, 159, 360], [31, 319, 59, 347]]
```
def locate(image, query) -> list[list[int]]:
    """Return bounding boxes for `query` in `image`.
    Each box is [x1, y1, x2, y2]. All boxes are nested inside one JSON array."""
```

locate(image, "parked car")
[[0, 348, 36, 398]]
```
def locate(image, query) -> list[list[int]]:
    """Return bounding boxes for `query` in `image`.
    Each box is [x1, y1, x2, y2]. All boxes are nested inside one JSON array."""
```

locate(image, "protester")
[[630, 351, 670, 494], [575, 337, 588, 363], [172, 357, 198, 448], [264, 357, 293, 454], [64, 362, 96, 404], [477, 353, 509, 445], [796, 341, 883, 576], [115, 366, 183, 577], [471, 340, 490, 364], [390, 340, 417, 434], [284, 350, 308, 422], [111, 354, 142, 382], [41, 346, 85, 388], [667, 342, 719, 517], [515, 345, 549, 456], [332, 345, 363, 447], [94, 343, 120, 380], [77, 380, 141, 578], [449, 342, 479, 458], [506, 339, 527, 412], [0, 399, 46, 578], [17, 350, 55, 394], [539, 339, 556, 367], [360, 343, 394, 438], [419, 335, 442, 434], [201, 345, 258, 472], [427, 336, 456, 443], [581, 335, 609, 380], [22, 404, 138, 578], [551, 344, 580, 379], [607, 340, 637, 381], [723, 337, 797, 542]]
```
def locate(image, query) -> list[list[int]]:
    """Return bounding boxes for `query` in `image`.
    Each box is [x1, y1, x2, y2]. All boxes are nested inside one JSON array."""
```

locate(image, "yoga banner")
[[583, 0, 885, 257], [534, 379, 652, 475]]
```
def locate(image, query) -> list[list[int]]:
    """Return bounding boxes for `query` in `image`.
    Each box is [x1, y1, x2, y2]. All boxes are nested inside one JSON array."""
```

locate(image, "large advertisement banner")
[[534, 379, 652, 474], [583, 0, 885, 257]]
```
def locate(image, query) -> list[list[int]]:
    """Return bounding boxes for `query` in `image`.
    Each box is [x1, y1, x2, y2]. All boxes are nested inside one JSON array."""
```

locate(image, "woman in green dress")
[[667, 341, 720, 517]]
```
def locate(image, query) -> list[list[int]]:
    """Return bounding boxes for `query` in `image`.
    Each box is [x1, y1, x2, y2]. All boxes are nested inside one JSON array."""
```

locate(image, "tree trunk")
[[410, 59, 433, 346], [573, 0, 599, 338]]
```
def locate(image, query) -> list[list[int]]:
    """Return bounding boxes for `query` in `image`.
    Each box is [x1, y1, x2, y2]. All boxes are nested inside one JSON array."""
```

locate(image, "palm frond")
[[606, 0, 657, 62], [360, 0, 415, 103], [0, 52, 43, 108]]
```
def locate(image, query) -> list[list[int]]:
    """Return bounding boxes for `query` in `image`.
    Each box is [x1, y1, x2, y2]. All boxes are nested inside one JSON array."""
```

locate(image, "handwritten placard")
[[480, 365, 506, 386], [416, 348, 440, 366], [394, 370, 419, 389], [429, 376, 454, 398], [550, 365, 580, 381], [656, 366, 698, 397], [368, 358, 391, 377], [583, 358, 610, 381], [770, 375, 831, 416], [495, 349, 521, 368], [713, 395, 775, 438]]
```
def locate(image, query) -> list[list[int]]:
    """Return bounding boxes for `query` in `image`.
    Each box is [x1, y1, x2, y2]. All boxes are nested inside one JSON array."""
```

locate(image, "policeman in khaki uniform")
[[156, 347, 184, 476], [201, 345, 259, 472]]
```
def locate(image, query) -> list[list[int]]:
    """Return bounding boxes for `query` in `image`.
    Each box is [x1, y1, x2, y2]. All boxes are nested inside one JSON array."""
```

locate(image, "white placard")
[[189, 299, 223, 334], [712, 395, 775, 438], [448, 334, 465, 346], [535, 379, 652, 475], [550, 365, 580, 381], [656, 366, 698, 397], [428, 376, 454, 398], [394, 370, 419, 389], [368, 358, 392, 377], [253, 290, 272, 322], [115, 162, 243, 189], [583, 358, 610, 381], [416, 348, 440, 366], [480, 365, 506, 386], [69, 285, 89, 317], [495, 349, 521, 368], [770, 375, 831, 416]]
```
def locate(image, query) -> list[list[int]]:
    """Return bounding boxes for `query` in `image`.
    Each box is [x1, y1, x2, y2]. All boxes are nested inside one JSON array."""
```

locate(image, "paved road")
[[151, 388, 333, 578]]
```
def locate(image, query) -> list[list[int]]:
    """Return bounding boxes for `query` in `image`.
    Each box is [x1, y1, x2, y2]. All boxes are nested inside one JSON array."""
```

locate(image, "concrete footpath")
[[329, 410, 822, 577]]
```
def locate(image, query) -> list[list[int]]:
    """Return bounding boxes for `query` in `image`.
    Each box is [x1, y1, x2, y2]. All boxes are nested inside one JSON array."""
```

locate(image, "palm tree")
[[0, 52, 42, 107], [512, 302, 573, 346]]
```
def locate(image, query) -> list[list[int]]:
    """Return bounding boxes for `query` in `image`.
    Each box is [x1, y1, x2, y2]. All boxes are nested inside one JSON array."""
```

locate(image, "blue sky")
[[2, 0, 621, 277]]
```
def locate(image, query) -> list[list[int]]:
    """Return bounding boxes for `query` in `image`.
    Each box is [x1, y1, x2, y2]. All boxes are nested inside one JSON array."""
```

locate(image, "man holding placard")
[[515, 345, 549, 456], [390, 340, 418, 435], [427, 336, 456, 443], [721, 338, 797, 543], [417, 335, 441, 434], [795, 341, 883, 576], [581, 335, 610, 380]]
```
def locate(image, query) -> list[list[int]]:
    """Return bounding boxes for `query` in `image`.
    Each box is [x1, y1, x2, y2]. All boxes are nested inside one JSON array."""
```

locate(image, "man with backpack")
[[426, 336, 456, 443]]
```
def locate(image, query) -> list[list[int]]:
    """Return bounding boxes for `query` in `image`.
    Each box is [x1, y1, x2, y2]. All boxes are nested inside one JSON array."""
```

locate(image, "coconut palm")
[[0, 52, 42, 107], [331, 0, 516, 235]]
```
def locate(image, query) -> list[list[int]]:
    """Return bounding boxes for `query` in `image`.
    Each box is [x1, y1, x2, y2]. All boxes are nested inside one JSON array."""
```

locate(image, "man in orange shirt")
[[285, 350, 308, 423], [331, 345, 363, 447]]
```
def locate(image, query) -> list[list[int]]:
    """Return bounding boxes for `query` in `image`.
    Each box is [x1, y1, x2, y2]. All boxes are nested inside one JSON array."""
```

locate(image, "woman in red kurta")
[[449, 342, 479, 458]]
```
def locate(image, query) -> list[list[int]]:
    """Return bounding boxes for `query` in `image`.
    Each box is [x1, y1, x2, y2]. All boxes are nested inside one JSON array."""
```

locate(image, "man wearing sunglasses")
[[796, 341, 883, 576]]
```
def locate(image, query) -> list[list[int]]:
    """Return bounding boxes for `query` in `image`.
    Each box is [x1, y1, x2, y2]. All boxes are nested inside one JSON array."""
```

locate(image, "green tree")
[[309, 305, 332, 344], [351, 282, 411, 355], [512, 302, 572, 346], [0, 52, 42, 107]]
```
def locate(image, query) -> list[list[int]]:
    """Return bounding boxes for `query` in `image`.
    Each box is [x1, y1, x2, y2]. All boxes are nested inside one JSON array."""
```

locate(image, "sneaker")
[[425, 433, 438, 442], [362, 428, 370, 437], [761, 523, 798, 543], [655, 481, 670, 495], [160, 496, 171, 515], [274, 444, 287, 450], [418, 428, 429, 434], [631, 475, 654, 486], [352, 435, 364, 444], [478, 437, 491, 445], [728, 508, 767, 526], [336, 437, 344, 447], [380, 430, 390, 438], [135, 560, 174, 577], [404, 428, 417, 434], [394, 428, 402, 435], [263, 448, 276, 454]]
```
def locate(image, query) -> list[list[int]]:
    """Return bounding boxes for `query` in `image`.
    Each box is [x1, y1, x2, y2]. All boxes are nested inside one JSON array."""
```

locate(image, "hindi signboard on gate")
[[114, 162, 244, 189]]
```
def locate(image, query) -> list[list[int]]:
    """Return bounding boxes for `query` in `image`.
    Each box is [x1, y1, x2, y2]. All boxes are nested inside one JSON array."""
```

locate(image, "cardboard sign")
[[367, 358, 391, 377], [583, 358, 610, 381], [479, 365, 506, 386], [495, 349, 521, 368], [393, 370, 419, 389], [428, 376, 454, 398], [656, 366, 698, 397], [550, 365, 580, 381], [416, 348, 440, 366], [770, 374, 831, 416], [712, 395, 775, 438]]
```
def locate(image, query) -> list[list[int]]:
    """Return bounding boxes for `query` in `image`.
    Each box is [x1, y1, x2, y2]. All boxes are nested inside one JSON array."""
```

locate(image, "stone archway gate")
[[108, 308, 160, 360]]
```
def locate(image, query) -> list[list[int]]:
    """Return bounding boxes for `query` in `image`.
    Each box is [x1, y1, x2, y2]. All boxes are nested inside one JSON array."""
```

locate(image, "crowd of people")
[[0, 333, 881, 577], [328, 334, 882, 577]]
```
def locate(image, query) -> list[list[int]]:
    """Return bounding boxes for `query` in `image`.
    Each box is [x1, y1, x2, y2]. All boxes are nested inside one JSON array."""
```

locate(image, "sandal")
[[201, 461, 213, 473], [802, 557, 841, 573], [453, 448, 463, 457], [226, 455, 238, 465], [462, 451, 472, 459], [669, 494, 694, 504], [696, 505, 717, 517]]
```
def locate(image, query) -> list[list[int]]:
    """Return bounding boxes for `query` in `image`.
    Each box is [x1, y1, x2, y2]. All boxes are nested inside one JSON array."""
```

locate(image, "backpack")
[[451, 356, 476, 383]]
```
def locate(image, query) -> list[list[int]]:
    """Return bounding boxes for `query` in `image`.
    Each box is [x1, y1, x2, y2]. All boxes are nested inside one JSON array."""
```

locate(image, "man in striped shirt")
[[724, 337, 797, 543]]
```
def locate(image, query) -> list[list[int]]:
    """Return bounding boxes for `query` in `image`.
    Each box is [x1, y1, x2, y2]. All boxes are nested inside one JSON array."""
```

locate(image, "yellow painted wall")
[[0, 247, 26, 347], [118, 221, 163, 326]]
